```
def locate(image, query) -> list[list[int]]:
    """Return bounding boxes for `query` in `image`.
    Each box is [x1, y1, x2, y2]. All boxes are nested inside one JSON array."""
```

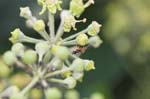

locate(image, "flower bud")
[[45, 88, 62, 99], [30, 88, 42, 99], [9, 28, 25, 44], [51, 58, 63, 70], [72, 72, 84, 82], [25, 17, 37, 28], [76, 33, 88, 46], [88, 21, 102, 36], [33, 20, 45, 32], [63, 77, 77, 89], [88, 36, 103, 48], [20, 7, 32, 19], [90, 92, 105, 99], [10, 93, 26, 99], [71, 59, 84, 72], [22, 50, 37, 65], [70, 0, 85, 17], [65, 90, 80, 99], [3, 51, 16, 65], [51, 45, 70, 60], [84, 60, 95, 71], [10, 73, 31, 88], [11, 43, 25, 57], [35, 41, 49, 62], [0, 61, 11, 78]]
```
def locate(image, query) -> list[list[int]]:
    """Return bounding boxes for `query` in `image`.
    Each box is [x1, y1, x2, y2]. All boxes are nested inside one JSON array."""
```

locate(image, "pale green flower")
[[33, 20, 45, 32], [88, 21, 102, 36], [9, 28, 25, 44], [76, 33, 88, 46], [38, 0, 62, 14]]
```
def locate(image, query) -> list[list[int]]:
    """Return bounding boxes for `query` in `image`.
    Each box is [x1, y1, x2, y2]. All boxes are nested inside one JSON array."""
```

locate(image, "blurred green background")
[[0, 0, 149, 99]]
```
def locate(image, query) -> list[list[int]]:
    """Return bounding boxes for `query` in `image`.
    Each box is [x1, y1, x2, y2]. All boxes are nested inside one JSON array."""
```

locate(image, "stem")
[[48, 13, 55, 41], [61, 40, 76, 46], [55, 20, 64, 42], [84, 0, 94, 8], [20, 76, 39, 95], [62, 28, 88, 42], [39, 30, 51, 42], [45, 68, 72, 78], [48, 78, 65, 84], [22, 36, 44, 43]]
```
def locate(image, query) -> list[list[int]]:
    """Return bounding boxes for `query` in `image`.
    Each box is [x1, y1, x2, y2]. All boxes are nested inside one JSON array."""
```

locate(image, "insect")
[[71, 45, 92, 55]]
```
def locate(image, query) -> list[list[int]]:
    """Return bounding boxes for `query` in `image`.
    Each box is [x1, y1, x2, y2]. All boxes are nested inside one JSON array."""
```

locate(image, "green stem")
[[20, 76, 39, 95], [48, 78, 65, 84], [39, 30, 51, 42], [48, 13, 55, 41], [45, 68, 72, 78], [22, 36, 44, 43], [55, 20, 64, 42], [62, 28, 88, 42], [61, 40, 76, 46]]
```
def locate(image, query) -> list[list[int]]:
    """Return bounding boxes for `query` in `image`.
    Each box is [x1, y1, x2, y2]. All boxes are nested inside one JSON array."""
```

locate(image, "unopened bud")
[[45, 88, 62, 99], [71, 59, 84, 72], [3, 51, 16, 65], [88, 36, 103, 48], [51, 45, 70, 60], [20, 7, 32, 19], [63, 77, 77, 89], [22, 50, 37, 65], [11, 43, 25, 57]]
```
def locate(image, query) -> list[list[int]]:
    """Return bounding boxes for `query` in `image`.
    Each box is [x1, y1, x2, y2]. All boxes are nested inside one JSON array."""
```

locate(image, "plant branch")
[[20, 76, 39, 95]]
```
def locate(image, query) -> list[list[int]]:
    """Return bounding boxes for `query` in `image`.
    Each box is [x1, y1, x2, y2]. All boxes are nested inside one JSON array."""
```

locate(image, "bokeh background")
[[0, 0, 149, 99]]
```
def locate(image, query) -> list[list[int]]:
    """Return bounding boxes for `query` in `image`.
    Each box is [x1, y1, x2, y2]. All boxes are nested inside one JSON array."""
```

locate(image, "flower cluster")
[[1, 0, 102, 99]]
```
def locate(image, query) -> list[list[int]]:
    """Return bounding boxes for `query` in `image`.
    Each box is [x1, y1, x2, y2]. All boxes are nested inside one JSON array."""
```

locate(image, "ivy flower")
[[88, 21, 102, 36], [20, 7, 32, 19], [61, 10, 86, 32], [70, 0, 95, 17], [9, 28, 25, 44], [38, 0, 62, 14]]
